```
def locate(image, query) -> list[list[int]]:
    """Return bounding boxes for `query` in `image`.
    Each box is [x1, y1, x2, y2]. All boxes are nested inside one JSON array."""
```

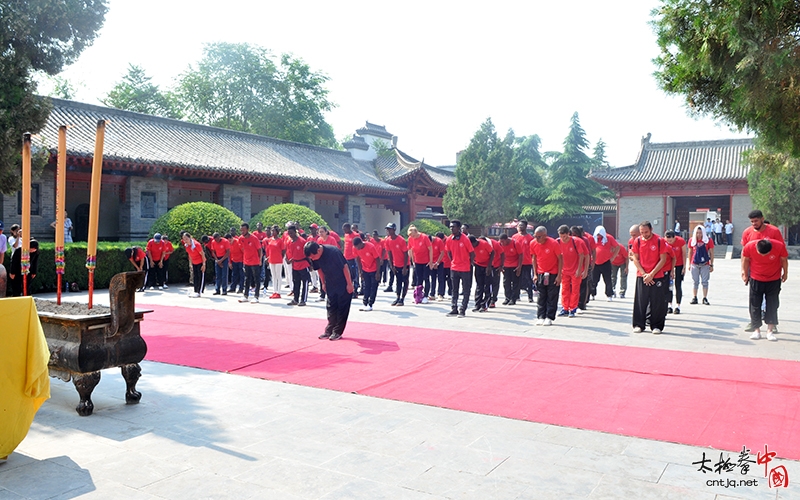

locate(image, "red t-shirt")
[[183, 239, 204, 265], [162, 241, 173, 260], [743, 239, 787, 282], [265, 237, 285, 264], [512, 232, 534, 265], [239, 233, 262, 266], [500, 238, 524, 268], [407, 233, 433, 264], [689, 237, 715, 265], [530, 237, 562, 274], [662, 245, 674, 272], [343, 232, 356, 260], [210, 237, 231, 259], [317, 235, 338, 247], [384, 235, 408, 267], [286, 236, 309, 270], [146, 239, 164, 261], [354, 241, 380, 273], [583, 235, 596, 263], [741, 224, 784, 245], [229, 237, 243, 263], [445, 234, 474, 272], [431, 237, 446, 264], [594, 234, 619, 265], [490, 238, 503, 268], [252, 230, 268, 241], [558, 236, 588, 275], [611, 243, 628, 266], [632, 235, 669, 277], [666, 236, 685, 268], [473, 239, 493, 267]]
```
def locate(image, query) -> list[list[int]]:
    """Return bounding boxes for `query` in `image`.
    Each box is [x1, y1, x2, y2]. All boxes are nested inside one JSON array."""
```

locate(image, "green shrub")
[[250, 203, 329, 231], [400, 219, 449, 238], [149, 202, 242, 240]]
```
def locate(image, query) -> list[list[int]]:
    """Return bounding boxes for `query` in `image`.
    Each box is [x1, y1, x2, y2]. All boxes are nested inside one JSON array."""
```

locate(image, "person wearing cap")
[[445, 220, 475, 317], [305, 240, 354, 341], [0, 220, 6, 266], [353, 236, 381, 311], [384, 222, 409, 306], [146, 233, 168, 290]]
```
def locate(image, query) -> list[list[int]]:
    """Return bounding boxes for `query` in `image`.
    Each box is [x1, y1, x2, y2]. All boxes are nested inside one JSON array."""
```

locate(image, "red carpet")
[[141, 304, 800, 460]]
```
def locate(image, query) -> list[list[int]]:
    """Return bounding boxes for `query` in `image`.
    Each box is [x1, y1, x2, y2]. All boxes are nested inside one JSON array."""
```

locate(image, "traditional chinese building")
[[0, 99, 453, 241], [590, 134, 754, 247]]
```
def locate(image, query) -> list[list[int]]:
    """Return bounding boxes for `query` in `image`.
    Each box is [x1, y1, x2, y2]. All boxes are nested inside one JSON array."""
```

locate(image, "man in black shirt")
[[305, 241, 354, 341]]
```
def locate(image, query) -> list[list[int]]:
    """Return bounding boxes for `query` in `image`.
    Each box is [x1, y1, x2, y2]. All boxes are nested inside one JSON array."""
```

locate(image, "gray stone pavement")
[[3, 259, 799, 499]]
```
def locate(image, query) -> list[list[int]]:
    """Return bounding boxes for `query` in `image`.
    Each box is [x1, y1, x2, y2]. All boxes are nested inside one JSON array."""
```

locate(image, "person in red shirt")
[[252, 222, 268, 241], [353, 237, 382, 311], [610, 239, 628, 300], [210, 232, 231, 295], [161, 235, 173, 289], [264, 226, 286, 299], [591, 226, 620, 302], [469, 235, 494, 312], [444, 220, 475, 317], [237, 223, 263, 303], [145, 233, 168, 290], [512, 220, 535, 303], [631, 221, 670, 334], [742, 238, 789, 341], [572, 226, 596, 311], [530, 227, 563, 324], [227, 233, 244, 294], [741, 209, 785, 246], [284, 225, 310, 306], [664, 230, 687, 314], [688, 225, 714, 305], [499, 233, 523, 305], [342, 223, 360, 298], [316, 226, 339, 301], [181, 232, 206, 298], [407, 225, 434, 303], [384, 222, 409, 306], [430, 232, 448, 299], [124, 245, 148, 292], [557, 225, 588, 318], [488, 236, 505, 308]]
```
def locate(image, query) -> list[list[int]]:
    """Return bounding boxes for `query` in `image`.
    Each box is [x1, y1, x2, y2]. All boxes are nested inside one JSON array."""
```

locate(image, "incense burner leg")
[[121, 363, 142, 404], [73, 371, 101, 416]]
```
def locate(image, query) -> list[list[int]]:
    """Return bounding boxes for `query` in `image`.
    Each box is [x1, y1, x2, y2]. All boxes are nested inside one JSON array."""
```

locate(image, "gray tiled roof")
[[374, 149, 454, 189], [41, 99, 405, 194], [582, 204, 617, 213], [356, 122, 393, 140], [591, 138, 754, 185]]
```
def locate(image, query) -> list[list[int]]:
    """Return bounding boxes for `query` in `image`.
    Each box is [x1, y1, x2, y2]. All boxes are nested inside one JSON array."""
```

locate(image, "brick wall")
[[219, 185, 252, 221], [619, 195, 663, 238], [291, 191, 316, 211], [119, 177, 168, 240]]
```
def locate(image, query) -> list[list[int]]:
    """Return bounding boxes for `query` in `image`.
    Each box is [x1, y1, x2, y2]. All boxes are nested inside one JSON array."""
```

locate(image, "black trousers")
[[749, 278, 781, 328], [413, 262, 431, 297], [450, 269, 472, 312], [536, 273, 560, 320], [503, 267, 520, 302], [579, 267, 593, 309], [325, 291, 351, 338], [346, 259, 359, 295], [490, 266, 502, 304], [431, 265, 445, 297], [244, 264, 260, 299], [473, 265, 491, 309], [192, 262, 204, 294], [668, 266, 684, 305], [633, 275, 669, 331], [393, 266, 409, 299], [146, 260, 165, 287], [293, 268, 310, 303], [362, 271, 378, 306], [517, 264, 533, 300], [591, 260, 613, 298]]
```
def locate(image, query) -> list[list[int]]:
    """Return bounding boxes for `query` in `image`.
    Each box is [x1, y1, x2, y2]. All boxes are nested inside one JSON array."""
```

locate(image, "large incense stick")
[[86, 120, 106, 309], [21, 134, 31, 296], [56, 126, 67, 304]]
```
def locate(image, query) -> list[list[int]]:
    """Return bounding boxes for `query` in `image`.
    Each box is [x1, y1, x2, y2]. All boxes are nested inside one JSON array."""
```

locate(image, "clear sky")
[[42, 0, 750, 168]]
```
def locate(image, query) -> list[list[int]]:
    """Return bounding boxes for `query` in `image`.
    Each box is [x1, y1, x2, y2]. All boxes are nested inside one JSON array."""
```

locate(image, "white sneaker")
[[750, 330, 762, 340], [767, 332, 777, 341], [250, 297, 259, 304], [633, 327, 643, 333], [543, 319, 552, 326], [535, 319, 545, 326], [238, 297, 248, 303], [607, 297, 613, 302], [193, 292, 201, 298], [652, 328, 661, 335], [359, 305, 373, 311], [162, 284, 169, 289], [422, 297, 429, 304]]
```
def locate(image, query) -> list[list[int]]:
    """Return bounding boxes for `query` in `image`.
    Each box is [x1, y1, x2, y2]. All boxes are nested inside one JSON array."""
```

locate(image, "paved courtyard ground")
[[2, 258, 799, 499]]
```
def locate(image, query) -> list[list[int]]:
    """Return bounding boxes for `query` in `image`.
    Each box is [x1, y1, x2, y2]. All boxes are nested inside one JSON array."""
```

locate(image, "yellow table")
[[0, 297, 50, 459]]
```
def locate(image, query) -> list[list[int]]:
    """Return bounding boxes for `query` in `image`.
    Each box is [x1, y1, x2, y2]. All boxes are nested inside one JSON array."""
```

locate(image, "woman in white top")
[[50, 210, 73, 243], [7, 224, 21, 250]]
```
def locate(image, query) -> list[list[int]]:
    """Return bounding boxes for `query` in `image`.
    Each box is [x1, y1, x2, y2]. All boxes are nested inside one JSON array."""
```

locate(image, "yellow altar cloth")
[[0, 297, 50, 459]]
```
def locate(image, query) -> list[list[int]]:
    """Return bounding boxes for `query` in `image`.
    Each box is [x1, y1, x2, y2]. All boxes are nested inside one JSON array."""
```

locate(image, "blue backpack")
[[693, 242, 710, 265]]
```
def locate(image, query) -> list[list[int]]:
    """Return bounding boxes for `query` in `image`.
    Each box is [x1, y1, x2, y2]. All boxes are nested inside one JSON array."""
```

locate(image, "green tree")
[[400, 219, 449, 238], [652, 0, 800, 155], [538, 113, 611, 222], [101, 64, 182, 118], [443, 118, 519, 234], [0, 0, 107, 193], [250, 203, 329, 231], [514, 134, 548, 221], [592, 139, 610, 171], [149, 202, 242, 240], [744, 147, 800, 227], [176, 43, 336, 147]]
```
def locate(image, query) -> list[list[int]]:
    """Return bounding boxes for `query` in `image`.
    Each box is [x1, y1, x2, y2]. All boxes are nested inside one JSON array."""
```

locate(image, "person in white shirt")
[[713, 220, 724, 245], [674, 219, 681, 233], [724, 220, 734, 245], [50, 210, 73, 243]]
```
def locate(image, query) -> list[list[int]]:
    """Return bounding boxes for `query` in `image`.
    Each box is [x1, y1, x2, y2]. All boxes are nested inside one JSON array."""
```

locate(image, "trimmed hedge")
[[400, 219, 449, 238], [4, 242, 189, 294], [250, 203, 329, 232], [149, 202, 243, 240]]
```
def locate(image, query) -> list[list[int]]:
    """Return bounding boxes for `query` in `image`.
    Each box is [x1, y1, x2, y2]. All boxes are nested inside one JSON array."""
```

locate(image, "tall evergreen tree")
[[514, 134, 548, 221], [102, 64, 182, 118], [538, 113, 611, 221], [443, 118, 520, 234], [592, 138, 610, 171]]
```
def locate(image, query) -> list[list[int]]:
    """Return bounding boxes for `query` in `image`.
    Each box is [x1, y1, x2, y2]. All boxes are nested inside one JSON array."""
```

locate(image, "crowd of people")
[[121, 210, 788, 342]]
